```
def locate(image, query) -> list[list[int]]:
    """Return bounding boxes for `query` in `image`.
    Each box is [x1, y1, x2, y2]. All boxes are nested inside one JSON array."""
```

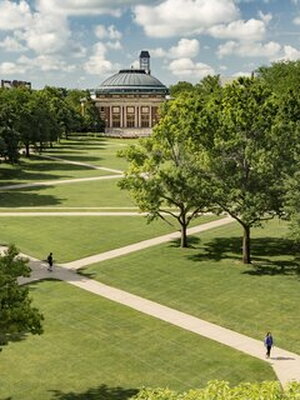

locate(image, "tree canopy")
[[0, 245, 43, 350]]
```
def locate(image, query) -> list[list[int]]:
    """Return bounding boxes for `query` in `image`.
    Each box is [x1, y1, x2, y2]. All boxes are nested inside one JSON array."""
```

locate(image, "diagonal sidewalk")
[[61, 217, 234, 270], [0, 174, 122, 191], [15, 257, 300, 387], [35, 154, 123, 174]]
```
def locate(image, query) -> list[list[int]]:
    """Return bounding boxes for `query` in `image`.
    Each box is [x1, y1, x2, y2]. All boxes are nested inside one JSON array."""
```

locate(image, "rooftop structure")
[[93, 50, 168, 137]]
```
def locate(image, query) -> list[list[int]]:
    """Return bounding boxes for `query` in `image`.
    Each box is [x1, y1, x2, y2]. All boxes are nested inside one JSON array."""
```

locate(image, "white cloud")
[[293, 16, 300, 25], [0, 36, 27, 52], [217, 40, 281, 58], [152, 38, 200, 59], [0, 61, 26, 74], [134, 0, 239, 37], [18, 55, 76, 72], [37, 0, 151, 17], [208, 18, 267, 41], [232, 71, 252, 77], [168, 57, 215, 79], [106, 40, 122, 50], [95, 25, 122, 40], [281, 45, 300, 61], [0, 0, 32, 30], [84, 42, 119, 75], [21, 13, 70, 55], [257, 11, 272, 25], [169, 38, 200, 58]]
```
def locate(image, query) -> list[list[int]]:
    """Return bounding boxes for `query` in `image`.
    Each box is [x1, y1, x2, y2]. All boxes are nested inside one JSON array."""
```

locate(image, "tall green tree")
[[169, 81, 194, 98], [119, 95, 212, 247], [195, 77, 298, 263], [0, 245, 43, 350], [0, 88, 20, 163]]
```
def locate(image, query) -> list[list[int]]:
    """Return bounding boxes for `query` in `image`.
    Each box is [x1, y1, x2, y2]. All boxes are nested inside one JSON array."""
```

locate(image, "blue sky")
[[0, 0, 299, 89]]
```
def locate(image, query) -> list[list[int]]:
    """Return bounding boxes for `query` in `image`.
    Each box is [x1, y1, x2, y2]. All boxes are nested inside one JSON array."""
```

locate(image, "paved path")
[[62, 217, 234, 270], [11, 251, 300, 387], [0, 211, 150, 217], [36, 154, 123, 174], [0, 174, 122, 191]]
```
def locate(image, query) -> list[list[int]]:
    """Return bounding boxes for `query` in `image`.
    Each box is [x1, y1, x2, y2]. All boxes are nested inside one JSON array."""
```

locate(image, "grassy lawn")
[[0, 281, 275, 400], [0, 178, 133, 208], [45, 136, 136, 171], [0, 215, 218, 262], [82, 219, 300, 355], [0, 156, 110, 187]]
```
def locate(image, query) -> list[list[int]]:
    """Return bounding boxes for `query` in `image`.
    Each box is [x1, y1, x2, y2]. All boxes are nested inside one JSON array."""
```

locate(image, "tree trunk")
[[25, 143, 30, 157], [180, 223, 188, 248], [242, 225, 251, 264]]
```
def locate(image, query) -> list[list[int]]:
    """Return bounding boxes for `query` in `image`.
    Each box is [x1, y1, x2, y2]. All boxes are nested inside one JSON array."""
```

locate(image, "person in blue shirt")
[[264, 332, 274, 358]]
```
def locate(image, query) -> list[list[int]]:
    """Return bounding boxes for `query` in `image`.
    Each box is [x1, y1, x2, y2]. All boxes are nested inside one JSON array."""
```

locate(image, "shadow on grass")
[[50, 384, 139, 400], [0, 187, 64, 207], [169, 236, 201, 249], [186, 236, 300, 277], [77, 269, 96, 279]]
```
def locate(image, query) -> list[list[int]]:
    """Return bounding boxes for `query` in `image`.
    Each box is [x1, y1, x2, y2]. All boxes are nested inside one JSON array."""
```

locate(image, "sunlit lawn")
[[0, 178, 133, 208], [0, 215, 219, 262], [82, 219, 300, 355], [0, 281, 275, 400], [0, 155, 113, 187], [45, 135, 137, 170]]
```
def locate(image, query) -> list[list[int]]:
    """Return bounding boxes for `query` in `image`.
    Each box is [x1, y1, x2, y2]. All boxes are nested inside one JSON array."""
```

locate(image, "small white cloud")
[[134, 0, 239, 38], [0, 0, 32, 30], [106, 40, 122, 50], [281, 45, 300, 61], [232, 71, 252, 77], [95, 25, 122, 40], [152, 38, 200, 59], [293, 16, 300, 25], [0, 36, 27, 52], [217, 40, 281, 58], [257, 11, 272, 24], [18, 55, 76, 72], [0, 61, 27, 74], [168, 57, 215, 79], [84, 42, 119, 75], [208, 18, 267, 41]]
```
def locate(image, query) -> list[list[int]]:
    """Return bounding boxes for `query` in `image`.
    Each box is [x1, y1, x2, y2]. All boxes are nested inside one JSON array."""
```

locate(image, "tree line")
[[0, 86, 103, 163], [119, 61, 300, 264]]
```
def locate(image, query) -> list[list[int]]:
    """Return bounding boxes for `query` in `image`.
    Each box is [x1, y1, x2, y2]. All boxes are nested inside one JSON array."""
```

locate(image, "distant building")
[[92, 51, 168, 137], [1, 80, 31, 89]]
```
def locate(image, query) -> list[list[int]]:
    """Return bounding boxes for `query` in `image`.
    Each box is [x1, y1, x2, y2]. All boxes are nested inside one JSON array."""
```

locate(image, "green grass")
[[0, 156, 110, 187], [0, 178, 132, 208], [82, 219, 300, 355], [0, 281, 275, 400], [45, 136, 136, 170], [0, 215, 218, 262]]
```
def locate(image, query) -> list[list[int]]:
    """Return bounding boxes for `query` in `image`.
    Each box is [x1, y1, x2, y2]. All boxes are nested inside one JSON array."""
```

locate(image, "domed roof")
[[97, 69, 168, 94]]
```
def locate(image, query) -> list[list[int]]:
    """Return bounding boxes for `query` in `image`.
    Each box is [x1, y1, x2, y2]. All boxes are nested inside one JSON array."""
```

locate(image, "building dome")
[[97, 69, 168, 94]]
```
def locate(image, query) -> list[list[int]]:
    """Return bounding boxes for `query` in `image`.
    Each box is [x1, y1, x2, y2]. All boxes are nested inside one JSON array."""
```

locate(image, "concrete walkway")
[[62, 217, 234, 269], [36, 154, 123, 174], [0, 174, 122, 191], [0, 211, 149, 217], [12, 251, 300, 387]]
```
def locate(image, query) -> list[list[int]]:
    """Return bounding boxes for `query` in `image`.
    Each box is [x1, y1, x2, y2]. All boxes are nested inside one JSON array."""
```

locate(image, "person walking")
[[47, 252, 53, 272], [264, 332, 274, 358]]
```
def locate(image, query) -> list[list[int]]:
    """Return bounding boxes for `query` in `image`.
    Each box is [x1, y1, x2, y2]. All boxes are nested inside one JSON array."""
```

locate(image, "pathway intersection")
[[1, 216, 299, 386], [2, 145, 300, 387]]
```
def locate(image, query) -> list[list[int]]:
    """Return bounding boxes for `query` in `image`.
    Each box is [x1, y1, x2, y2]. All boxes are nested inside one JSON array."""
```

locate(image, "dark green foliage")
[[169, 81, 194, 97], [0, 245, 43, 350], [119, 94, 212, 247], [132, 381, 300, 400]]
